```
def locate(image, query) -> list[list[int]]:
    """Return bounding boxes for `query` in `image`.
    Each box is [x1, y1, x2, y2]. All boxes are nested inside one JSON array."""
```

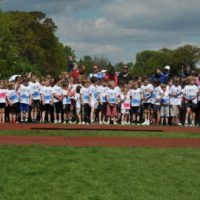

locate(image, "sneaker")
[[146, 121, 150, 126], [58, 120, 62, 124], [78, 122, 82, 125], [106, 121, 110, 125], [54, 120, 57, 124], [63, 121, 66, 125], [113, 121, 118, 125], [68, 120, 73, 124], [82, 121, 85, 125], [86, 123, 90, 125], [99, 121, 103, 125], [184, 122, 189, 127], [141, 121, 147, 126], [190, 123, 195, 127]]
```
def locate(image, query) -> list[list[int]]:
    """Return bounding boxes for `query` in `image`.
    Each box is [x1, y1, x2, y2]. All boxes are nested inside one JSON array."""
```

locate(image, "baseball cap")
[[164, 65, 170, 70]]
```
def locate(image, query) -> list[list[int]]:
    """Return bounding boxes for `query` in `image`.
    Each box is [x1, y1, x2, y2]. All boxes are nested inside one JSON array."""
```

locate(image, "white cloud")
[[2, 0, 200, 63]]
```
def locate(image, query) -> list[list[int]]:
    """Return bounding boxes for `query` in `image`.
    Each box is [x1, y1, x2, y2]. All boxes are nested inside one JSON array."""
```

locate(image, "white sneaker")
[[82, 121, 85, 125], [58, 120, 62, 123], [63, 121, 66, 124], [113, 121, 118, 125], [184, 122, 189, 127], [146, 121, 150, 126], [99, 121, 103, 125], [54, 120, 57, 124], [68, 120, 73, 124], [106, 121, 110, 125], [141, 121, 147, 126], [78, 122, 82, 125]]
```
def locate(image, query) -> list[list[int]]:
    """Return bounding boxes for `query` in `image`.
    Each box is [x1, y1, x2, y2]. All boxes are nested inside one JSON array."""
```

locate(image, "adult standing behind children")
[[118, 65, 132, 86]]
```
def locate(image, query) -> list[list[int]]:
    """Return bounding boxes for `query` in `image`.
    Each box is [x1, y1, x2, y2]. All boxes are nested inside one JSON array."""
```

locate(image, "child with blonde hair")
[[106, 81, 118, 125]]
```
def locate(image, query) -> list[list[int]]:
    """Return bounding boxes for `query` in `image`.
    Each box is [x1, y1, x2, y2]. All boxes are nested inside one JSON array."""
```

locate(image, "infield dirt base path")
[[1, 136, 200, 148], [0, 124, 200, 148]]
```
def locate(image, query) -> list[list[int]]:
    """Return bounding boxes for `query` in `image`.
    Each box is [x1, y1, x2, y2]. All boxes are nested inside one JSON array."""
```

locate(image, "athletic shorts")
[[142, 103, 151, 110], [131, 106, 140, 114], [54, 102, 62, 113], [63, 104, 71, 112], [9, 102, 20, 114], [44, 104, 52, 114], [0, 103, 6, 109], [170, 105, 180, 117], [185, 101, 198, 111], [32, 100, 41, 109], [20, 103, 29, 113], [152, 104, 161, 111], [160, 106, 170, 117]]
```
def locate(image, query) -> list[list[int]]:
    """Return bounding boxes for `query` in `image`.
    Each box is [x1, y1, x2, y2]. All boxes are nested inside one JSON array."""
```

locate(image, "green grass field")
[[1, 130, 200, 200]]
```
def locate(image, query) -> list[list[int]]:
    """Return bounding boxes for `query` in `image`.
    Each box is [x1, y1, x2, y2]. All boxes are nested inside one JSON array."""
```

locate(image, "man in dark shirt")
[[118, 65, 132, 86]]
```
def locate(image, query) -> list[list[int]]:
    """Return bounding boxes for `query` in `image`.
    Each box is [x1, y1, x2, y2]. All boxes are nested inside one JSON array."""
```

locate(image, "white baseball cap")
[[164, 65, 170, 70]]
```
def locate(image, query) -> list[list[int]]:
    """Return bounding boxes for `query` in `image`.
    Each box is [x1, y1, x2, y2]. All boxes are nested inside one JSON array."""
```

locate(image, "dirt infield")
[[1, 136, 200, 148], [0, 124, 199, 148], [0, 123, 200, 133]]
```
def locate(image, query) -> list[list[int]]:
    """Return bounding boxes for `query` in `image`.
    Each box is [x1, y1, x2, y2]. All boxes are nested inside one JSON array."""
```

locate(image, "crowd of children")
[[0, 71, 200, 127]]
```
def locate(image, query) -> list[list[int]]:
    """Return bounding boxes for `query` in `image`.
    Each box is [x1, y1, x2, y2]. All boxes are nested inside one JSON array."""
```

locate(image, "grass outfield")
[[0, 146, 200, 200], [0, 130, 200, 138]]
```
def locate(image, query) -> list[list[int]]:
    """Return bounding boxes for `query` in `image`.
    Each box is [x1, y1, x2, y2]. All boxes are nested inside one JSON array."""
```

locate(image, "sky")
[[1, 0, 200, 64]]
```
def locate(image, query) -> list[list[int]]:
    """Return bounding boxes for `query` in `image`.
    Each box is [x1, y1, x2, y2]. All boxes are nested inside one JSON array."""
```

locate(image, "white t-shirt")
[[29, 82, 41, 100], [19, 85, 32, 104], [75, 93, 81, 108], [160, 90, 170, 105], [98, 86, 108, 103], [150, 86, 163, 105], [80, 87, 90, 104], [169, 85, 182, 106], [141, 84, 153, 103], [41, 86, 53, 104], [6, 89, 19, 104], [130, 88, 142, 107], [183, 85, 198, 104], [120, 93, 131, 110], [62, 89, 72, 105], [89, 84, 99, 103], [106, 88, 118, 104], [53, 85, 63, 103], [0, 89, 7, 103]]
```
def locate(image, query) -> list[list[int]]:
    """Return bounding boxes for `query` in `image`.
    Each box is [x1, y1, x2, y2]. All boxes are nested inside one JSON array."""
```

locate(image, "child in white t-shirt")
[[120, 87, 131, 125], [19, 78, 32, 122], [169, 80, 183, 125], [80, 80, 90, 124], [74, 85, 82, 124], [150, 81, 163, 125], [53, 79, 63, 123], [160, 84, 170, 125], [6, 83, 19, 123], [141, 78, 153, 126], [106, 81, 118, 125], [62, 83, 74, 124], [41, 79, 53, 123], [0, 81, 8, 123], [183, 77, 198, 126], [130, 82, 142, 125]]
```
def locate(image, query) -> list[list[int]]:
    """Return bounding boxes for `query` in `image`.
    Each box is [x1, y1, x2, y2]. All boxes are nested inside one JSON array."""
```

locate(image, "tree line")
[[0, 11, 200, 79]]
